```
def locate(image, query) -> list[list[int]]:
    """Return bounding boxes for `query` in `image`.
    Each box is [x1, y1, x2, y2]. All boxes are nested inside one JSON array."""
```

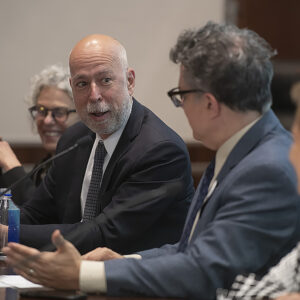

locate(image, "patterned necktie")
[[177, 158, 215, 252], [83, 140, 107, 221]]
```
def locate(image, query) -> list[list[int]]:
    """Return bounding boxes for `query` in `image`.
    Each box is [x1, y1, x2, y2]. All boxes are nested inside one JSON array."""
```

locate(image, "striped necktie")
[[83, 140, 107, 221]]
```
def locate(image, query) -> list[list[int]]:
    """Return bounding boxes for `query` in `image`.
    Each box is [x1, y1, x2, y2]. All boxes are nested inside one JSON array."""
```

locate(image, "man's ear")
[[127, 68, 135, 96], [205, 93, 221, 118]]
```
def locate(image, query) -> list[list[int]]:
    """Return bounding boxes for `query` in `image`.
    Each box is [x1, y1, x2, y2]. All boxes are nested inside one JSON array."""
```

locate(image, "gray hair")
[[27, 64, 73, 106], [170, 21, 277, 113]]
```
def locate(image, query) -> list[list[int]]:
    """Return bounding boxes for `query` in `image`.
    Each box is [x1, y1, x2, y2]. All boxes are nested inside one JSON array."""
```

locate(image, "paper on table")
[[0, 275, 42, 288]]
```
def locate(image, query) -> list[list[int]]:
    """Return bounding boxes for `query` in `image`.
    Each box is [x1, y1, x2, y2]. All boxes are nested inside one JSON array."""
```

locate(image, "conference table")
[[0, 262, 180, 300], [0, 288, 180, 300]]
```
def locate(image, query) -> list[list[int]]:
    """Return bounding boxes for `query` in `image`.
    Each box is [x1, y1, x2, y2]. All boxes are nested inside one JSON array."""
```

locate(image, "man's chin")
[[87, 122, 119, 137]]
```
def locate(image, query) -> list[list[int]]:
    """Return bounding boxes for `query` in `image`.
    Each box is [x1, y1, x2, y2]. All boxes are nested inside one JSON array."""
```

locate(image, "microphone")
[[0, 136, 92, 199]]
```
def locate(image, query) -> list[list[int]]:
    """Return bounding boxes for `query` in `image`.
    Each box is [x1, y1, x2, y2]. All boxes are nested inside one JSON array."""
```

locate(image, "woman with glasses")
[[0, 64, 78, 206]]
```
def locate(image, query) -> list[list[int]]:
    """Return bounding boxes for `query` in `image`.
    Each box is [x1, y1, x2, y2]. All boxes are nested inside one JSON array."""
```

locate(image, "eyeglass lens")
[[31, 106, 72, 122]]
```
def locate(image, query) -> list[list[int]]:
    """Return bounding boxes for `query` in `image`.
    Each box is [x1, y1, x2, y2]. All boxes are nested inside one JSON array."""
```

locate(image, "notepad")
[[0, 275, 42, 288]]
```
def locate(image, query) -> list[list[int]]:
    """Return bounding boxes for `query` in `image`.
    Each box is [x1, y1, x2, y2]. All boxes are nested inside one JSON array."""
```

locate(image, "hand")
[[0, 139, 21, 171], [82, 247, 123, 261], [274, 294, 300, 300], [3, 230, 81, 290]]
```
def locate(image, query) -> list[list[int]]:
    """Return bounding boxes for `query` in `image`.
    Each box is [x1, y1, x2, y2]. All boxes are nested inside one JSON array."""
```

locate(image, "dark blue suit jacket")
[[104, 110, 300, 299], [19, 99, 194, 254]]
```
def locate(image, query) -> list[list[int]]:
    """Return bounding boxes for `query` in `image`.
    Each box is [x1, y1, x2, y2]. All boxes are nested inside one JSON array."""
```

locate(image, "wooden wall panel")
[[236, 0, 300, 60]]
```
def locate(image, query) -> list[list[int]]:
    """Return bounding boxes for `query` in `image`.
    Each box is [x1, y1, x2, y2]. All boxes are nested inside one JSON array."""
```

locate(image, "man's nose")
[[89, 82, 102, 102]]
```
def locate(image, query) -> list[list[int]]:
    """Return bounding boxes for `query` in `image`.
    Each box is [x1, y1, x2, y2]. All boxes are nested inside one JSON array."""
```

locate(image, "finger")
[[81, 248, 101, 260], [6, 253, 37, 273], [4, 248, 31, 268], [4, 243, 41, 268], [51, 229, 78, 254], [6, 242, 40, 256], [51, 230, 66, 249], [4, 243, 40, 262], [81, 253, 88, 260], [14, 267, 42, 285], [2, 246, 10, 254]]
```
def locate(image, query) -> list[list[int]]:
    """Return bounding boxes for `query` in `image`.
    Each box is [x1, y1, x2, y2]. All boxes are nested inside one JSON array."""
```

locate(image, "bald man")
[[18, 35, 194, 254]]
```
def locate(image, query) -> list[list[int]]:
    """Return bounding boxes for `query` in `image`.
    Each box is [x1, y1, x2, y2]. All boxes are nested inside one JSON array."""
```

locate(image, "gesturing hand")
[[3, 229, 81, 290]]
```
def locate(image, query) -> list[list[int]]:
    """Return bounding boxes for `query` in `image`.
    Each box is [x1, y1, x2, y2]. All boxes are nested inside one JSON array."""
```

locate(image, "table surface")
[[0, 263, 179, 300], [0, 287, 181, 300]]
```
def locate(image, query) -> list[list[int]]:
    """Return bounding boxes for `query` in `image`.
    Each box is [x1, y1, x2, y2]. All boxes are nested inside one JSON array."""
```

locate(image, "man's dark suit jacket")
[[103, 110, 300, 299], [19, 99, 194, 254]]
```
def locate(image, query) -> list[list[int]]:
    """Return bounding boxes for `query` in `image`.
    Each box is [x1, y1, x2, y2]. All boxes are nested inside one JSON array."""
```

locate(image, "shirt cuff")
[[123, 254, 142, 259], [80, 261, 107, 293]]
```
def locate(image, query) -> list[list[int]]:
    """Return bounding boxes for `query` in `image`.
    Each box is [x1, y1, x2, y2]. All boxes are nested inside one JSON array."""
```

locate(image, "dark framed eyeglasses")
[[167, 87, 207, 107], [29, 105, 76, 123]]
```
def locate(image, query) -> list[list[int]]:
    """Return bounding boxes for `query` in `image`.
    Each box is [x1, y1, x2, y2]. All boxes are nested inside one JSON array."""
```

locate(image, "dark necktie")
[[177, 158, 215, 252], [83, 140, 107, 221]]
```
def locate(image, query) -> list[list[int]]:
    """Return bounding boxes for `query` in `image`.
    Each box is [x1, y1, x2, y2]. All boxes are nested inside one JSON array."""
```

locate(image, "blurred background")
[[1, 0, 299, 184]]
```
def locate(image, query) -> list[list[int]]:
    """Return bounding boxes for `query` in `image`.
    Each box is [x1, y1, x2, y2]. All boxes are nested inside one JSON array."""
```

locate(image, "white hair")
[[27, 64, 72, 106]]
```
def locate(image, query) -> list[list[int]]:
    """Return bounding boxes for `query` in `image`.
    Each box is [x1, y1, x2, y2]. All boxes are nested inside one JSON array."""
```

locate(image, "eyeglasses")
[[29, 105, 76, 123], [167, 87, 207, 107]]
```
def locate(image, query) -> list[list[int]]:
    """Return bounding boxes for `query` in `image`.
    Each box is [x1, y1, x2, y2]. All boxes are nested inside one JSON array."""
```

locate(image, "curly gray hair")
[[170, 21, 277, 113], [27, 64, 73, 106]]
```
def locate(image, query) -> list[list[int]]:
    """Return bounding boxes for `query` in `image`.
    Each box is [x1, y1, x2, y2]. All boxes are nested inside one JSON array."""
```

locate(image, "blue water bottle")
[[6, 193, 20, 243]]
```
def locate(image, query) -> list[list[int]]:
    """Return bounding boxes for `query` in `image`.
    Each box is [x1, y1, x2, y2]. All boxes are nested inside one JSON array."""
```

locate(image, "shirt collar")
[[213, 115, 262, 181]]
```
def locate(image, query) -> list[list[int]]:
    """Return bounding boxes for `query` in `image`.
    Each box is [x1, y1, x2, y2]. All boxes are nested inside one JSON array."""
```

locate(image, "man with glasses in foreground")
[[0, 64, 78, 206], [4, 22, 300, 299]]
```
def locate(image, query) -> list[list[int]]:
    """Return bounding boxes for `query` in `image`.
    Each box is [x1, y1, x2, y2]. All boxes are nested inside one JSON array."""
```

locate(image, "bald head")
[[69, 34, 128, 75], [68, 34, 135, 139]]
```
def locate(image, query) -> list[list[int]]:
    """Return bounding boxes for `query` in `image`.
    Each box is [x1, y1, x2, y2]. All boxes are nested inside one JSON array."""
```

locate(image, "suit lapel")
[[99, 99, 145, 196]]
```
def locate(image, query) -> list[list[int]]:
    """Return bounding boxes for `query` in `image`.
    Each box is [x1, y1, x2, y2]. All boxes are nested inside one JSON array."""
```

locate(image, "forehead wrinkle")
[[72, 69, 113, 82], [70, 48, 126, 78]]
